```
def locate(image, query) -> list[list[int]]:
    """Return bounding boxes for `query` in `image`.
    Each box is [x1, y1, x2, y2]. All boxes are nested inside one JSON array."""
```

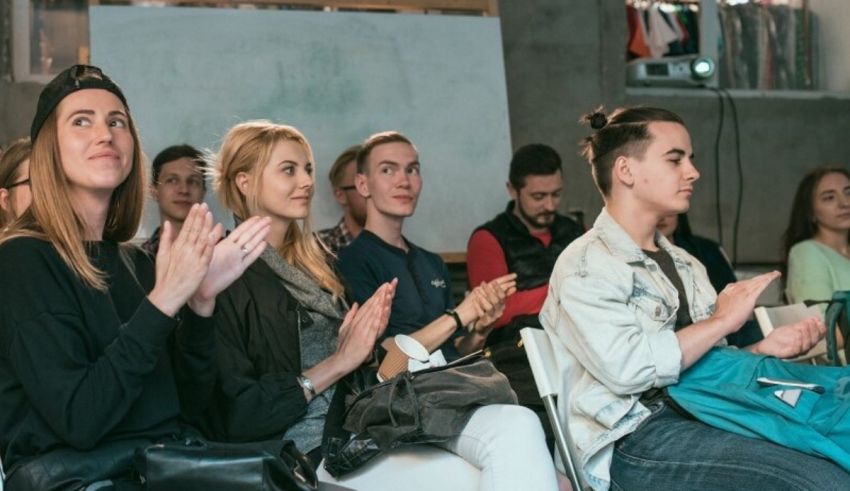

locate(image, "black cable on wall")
[[710, 87, 744, 267]]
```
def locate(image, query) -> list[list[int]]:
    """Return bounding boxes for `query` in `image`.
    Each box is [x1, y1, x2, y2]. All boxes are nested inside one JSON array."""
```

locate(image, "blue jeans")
[[611, 403, 850, 491]]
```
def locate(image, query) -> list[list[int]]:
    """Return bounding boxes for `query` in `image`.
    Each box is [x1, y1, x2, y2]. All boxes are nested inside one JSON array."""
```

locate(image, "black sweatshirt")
[[0, 237, 215, 471]]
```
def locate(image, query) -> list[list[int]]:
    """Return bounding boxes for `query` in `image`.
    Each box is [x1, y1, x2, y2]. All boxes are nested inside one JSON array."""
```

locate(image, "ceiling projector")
[[627, 55, 716, 87]]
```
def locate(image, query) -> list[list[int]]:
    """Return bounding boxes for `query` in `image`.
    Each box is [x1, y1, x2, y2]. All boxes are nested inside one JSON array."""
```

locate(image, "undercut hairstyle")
[[151, 144, 205, 188], [328, 145, 360, 188], [356, 131, 414, 174], [579, 106, 685, 196], [509, 143, 562, 190], [782, 166, 850, 265]]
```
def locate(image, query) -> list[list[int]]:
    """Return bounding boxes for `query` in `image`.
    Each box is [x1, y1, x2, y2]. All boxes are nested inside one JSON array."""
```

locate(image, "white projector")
[[626, 55, 715, 87]]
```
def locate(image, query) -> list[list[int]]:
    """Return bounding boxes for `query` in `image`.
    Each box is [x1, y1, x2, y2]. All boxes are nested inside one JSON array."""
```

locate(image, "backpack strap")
[[824, 291, 850, 366]]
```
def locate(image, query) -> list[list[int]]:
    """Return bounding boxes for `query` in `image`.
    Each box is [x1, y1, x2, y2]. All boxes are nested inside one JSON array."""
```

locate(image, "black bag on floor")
[[4, 438, 149, 491], [135, 438, 317, 491]]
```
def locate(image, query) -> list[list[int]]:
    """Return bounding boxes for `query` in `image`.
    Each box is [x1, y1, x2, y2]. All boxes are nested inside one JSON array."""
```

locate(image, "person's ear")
[[0, 188, 9, 214], [235, 172, 251, 197], [612, 155, 635, 188], [507, 181, 519, 201], [355, 172, 370, 199], [333, 187, 347, 206]]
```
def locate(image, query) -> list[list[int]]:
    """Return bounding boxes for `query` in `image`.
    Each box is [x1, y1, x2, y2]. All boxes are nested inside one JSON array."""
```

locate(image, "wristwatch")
[[296, 375, 317, 398]]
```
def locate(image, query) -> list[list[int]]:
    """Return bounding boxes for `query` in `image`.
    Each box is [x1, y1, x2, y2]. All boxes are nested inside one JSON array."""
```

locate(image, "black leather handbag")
[[323, 352, 516, 477], [135, 438, 318, 491]]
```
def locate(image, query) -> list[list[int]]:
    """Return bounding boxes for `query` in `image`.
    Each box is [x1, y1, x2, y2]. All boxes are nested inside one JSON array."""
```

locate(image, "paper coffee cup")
[[378, 335, 429, 381], [395, 335, 430, 362]]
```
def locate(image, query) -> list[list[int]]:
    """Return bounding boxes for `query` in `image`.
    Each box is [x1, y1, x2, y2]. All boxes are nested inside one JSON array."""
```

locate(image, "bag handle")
[[806, 292, 850, 366], [386, 374, 421, 430], [278, 440, 319, 491], [825, 292, 850, 366]]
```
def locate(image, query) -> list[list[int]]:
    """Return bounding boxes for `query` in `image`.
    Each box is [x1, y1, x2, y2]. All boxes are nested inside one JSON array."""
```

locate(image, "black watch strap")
[[444, 309, 464, 332]]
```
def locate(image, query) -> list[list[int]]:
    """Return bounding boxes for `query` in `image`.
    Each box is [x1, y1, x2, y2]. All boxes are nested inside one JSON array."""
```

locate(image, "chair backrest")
[[520, 327, 584, 490], [754, 303, 827, 361], [521, 327, 560, 399]]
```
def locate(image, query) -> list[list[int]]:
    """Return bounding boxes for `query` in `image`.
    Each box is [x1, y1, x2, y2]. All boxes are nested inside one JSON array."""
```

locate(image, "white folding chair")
[[520, 327, 583, 491], [316, 445, 479, 490], [754, 303, 828, 363]]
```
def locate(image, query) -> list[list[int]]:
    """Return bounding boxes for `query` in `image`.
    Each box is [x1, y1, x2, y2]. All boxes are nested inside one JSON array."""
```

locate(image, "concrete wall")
[[0, 80, 41, 144], [499, 0, 850, 263]]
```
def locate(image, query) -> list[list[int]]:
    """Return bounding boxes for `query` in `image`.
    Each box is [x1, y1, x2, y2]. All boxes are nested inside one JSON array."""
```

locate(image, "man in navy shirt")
[[337, 131, 515, 360]]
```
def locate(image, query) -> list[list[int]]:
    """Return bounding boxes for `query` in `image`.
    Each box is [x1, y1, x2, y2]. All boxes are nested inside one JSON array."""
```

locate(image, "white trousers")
[[435, 404, 559, 491], [317, 404, 559, 491]]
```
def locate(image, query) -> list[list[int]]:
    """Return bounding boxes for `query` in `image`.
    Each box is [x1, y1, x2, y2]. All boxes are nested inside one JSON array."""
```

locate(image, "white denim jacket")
[[539, 208, 720, 490]]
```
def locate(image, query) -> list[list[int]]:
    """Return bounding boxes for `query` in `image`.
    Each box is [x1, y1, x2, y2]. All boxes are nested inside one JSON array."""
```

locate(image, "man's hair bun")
[[588, 112, 608, 130]]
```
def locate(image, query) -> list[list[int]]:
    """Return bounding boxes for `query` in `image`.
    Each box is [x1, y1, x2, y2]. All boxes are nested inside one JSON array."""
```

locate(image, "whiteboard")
[[89, 6, 512, 252]]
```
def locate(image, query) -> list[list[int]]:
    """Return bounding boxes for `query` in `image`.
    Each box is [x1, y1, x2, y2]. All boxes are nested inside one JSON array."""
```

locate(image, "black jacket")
[[205, 259, 311, 442]]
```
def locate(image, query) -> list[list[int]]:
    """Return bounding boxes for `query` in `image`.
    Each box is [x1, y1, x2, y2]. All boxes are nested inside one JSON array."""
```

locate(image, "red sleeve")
[[467, 229, 508, 287], [466, 229, 548, 329]]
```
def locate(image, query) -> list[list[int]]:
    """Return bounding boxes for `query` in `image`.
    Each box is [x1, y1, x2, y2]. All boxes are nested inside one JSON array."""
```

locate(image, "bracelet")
[[296, 375, 317, 398], [444, 309, 464, 332]]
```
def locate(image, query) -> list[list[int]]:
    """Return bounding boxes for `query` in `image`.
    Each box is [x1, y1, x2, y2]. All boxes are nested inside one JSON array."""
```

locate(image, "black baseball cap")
[[30, 64, 128, 141]]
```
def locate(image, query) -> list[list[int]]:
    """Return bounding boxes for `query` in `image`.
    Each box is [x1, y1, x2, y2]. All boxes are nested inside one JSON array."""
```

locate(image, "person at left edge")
[[0, 64, 270, 490]]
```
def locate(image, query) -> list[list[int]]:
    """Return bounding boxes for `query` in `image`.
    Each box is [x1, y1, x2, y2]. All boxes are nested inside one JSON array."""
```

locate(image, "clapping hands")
[[191, 216, 272, 313], [334, 279, 398, 372], [458, 273, 517, 336], [148, 204, 271, 317]]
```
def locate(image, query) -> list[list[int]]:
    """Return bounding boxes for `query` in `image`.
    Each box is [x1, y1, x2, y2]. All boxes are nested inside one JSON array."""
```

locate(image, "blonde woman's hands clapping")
[[333, 279, 398, 372], [191, 216, 272, 315]]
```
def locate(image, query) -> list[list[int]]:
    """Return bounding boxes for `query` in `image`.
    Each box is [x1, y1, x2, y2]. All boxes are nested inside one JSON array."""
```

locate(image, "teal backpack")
[[666, 291, 850, 472]]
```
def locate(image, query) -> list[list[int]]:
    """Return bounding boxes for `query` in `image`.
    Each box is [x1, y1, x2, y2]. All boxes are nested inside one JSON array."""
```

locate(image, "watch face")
[[298, 375, 317, 396]]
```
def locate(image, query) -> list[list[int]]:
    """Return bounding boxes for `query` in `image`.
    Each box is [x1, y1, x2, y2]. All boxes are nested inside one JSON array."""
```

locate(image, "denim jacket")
[[539, 208, 720, 490]]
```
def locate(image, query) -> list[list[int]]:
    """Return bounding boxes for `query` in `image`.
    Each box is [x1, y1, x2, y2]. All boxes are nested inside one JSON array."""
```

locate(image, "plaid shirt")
[[140, 226, 162, 257], [316, 219, 355, 254]]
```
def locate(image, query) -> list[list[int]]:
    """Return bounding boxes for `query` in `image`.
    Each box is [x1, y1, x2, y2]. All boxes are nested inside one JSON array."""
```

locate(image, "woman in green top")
[[783, 167, 850, 304]]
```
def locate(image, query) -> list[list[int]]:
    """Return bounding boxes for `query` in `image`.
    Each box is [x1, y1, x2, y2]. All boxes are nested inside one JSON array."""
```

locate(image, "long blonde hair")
[[212, 120, 344, 298], [0, 109, 146, 291]]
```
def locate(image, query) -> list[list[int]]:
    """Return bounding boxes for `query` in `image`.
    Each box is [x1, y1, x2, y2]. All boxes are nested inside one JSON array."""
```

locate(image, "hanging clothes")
[[627, 5, 651, 59], [626, 1, 699, 60], [717, 2, 815, 90]]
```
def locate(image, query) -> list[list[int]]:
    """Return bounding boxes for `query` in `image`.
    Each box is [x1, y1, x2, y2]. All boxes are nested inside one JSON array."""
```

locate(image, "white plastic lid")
[[394, 334, 430, 362]]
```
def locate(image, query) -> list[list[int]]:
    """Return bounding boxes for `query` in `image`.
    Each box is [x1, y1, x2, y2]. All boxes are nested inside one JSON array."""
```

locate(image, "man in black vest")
[[466, 144, 583, 450], [467, 143, 583, 336]]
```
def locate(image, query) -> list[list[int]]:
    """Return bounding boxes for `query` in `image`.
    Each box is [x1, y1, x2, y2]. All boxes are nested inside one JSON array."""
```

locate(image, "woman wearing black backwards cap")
[[0, 65, 271, 490]]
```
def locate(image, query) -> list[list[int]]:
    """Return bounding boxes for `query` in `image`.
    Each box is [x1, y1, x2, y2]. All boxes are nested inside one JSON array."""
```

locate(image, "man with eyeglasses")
[[316, 144, 367, 254], [0, 137, 32, 228], [142, 144, 207, 256]]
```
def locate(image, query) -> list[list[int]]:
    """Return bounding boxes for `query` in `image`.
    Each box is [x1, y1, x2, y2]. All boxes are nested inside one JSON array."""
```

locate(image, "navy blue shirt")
[[337, 230, 461, 360]]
